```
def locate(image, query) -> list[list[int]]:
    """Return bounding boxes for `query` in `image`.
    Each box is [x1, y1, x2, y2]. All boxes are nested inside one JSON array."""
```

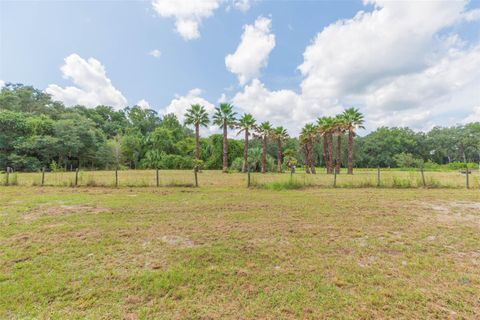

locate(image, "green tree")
[[271, 126, 289, 173], [212, 103, 237, 172], [184, 104, 209, 172], [342, 108, 365, 174], [300, 123, 318, 174], [237, 113, 256, 173], [255, 121, 273, 173]]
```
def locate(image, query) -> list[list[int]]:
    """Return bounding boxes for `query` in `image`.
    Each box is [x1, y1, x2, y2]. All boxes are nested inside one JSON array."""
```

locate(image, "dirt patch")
[[420, 201, 480, 226], [24, 204, 107, 220], [160, 235, 194, 248]]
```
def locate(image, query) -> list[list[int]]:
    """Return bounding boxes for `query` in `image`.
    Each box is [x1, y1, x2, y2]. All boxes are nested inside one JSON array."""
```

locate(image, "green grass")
[[1, 172, 480, 318]]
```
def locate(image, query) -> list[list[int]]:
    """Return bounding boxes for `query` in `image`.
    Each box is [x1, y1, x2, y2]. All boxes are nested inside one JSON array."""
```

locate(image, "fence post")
[[194, 168, 198, 187], [420, 166, 426, 188], [247, 167, 251, 188], [75, 168, 79, 187], [5, 167, 10, 186], [41, 167, 45, 186], [156, 168, 159, 187], [115, 168, 118, 188], [333, 169, 337, 188], [377, 166, 380, 187], [465, 165, 470, 189]]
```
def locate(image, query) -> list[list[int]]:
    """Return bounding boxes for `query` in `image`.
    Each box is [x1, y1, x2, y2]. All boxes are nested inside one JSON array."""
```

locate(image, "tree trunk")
[[325, 134, 333, 174], [348, 130, 354, 174], [242, 130, 249, 173], [195, 123, 200, 172], [335, 134, 341, 174], [277, 139, 282, 173], [222, 122, 228, 173], [309, 140, 316, 174], [261, 136, 267, 173], [304, 144, 311, 174], [323, 137, 328, 173]]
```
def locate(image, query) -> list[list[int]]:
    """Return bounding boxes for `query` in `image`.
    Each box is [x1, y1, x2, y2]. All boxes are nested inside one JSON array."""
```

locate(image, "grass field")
[[3, 168, 480, 189], [1, 172, 480, 319]]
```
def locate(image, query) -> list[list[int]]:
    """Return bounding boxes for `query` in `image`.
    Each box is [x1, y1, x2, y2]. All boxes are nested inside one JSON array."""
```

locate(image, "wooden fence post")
[[115, 168, 118, 188], [420, 167, 426, 188], [41, 167, 45, 186], [377, 166, 380, 187], [194, 168, 198, 187], [75, 168, 79, 187], [5, 167, 10, 186], [156, 168, 159, 187], [247, 167, 251, 188]]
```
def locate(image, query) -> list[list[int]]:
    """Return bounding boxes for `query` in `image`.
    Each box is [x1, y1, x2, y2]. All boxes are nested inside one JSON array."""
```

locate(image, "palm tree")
[[317, 117, 335, 174], [184, 104, 209, 172], [237, 113, 256, 173], [342, 107, 365, 174], [255, 121, 273, 173], [300, 123, 318, 174], [213, 103, 237, 173], [333, 115, 347, 174], [272, 126, 289, 173]]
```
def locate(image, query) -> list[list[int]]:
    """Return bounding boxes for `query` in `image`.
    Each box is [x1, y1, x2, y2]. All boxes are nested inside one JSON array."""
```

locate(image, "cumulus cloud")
[[162, 88, 219, 134], [232, 0, 251, 12], [152, 0, 221, 40], [149, 49, 162, 58], [230, 0, 480, 133], [46, 54, 127, 109], [464, 106, 480, 123], [163, 88, 215, 122], [136, 99, 151, 109], [0, 80, 5, 88], [225, 16, 275, 85]]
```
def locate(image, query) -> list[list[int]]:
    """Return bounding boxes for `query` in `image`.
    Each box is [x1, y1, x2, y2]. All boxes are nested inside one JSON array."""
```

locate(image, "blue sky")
[[1, 0, 480, 134]]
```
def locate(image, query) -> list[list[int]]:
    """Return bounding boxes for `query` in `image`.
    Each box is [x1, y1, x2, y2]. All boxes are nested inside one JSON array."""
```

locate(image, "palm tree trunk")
[[222, 122, 228, 173], [304, 144, 311, 174], [277, 139, 282, 173], [348, 130, 354, 174], [326, 134, 333, 174], [262, 137, 267, 173], [335, 134, 341, 174], [309, 140, 316, 174], [242, 130, 249, 173], [323, 137, 328, 173], [195, 123, 200, 172]]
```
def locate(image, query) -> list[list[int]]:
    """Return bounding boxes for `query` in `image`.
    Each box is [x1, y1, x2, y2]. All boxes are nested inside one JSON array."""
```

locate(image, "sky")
[[1, 0, 480, 135]]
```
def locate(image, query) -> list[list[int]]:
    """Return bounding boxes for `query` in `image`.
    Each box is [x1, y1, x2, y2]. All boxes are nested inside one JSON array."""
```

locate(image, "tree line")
[[1, 83, 479, 172]]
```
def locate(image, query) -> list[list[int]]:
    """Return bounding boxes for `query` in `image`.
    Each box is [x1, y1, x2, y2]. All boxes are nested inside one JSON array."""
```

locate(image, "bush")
[[7, 154, 41, 172]]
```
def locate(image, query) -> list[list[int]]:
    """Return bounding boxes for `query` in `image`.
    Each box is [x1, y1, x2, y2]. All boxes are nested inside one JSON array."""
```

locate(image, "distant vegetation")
[[1, 83, 479, 172]]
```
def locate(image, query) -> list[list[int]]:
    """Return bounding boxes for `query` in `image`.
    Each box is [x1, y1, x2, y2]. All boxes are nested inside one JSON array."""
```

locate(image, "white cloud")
[[225, 16, 275, 85], [230, 0, 480, 133], [464, 106, 480, 123], [232, 0, 251, 12], [163, 88, 215, 122], [46, 54, 127, 109], [152, 0, 221, 40], [149, 49, 162, 58], [0, 80, 5, 88], [136, 99, 151, 109], [464, 8, 480, 21]]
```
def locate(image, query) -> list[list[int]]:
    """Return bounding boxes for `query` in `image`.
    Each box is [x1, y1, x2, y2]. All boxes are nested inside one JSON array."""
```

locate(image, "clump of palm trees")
[[184, 103, 364, 174], [302, 107, 364, 175]]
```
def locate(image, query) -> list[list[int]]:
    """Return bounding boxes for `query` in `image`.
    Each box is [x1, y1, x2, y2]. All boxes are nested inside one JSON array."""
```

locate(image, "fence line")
[[1, 168, 479, 189]]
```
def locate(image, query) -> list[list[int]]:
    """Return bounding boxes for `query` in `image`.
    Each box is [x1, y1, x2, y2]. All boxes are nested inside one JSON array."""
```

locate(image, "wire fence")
[[1, 168, 479, 189]]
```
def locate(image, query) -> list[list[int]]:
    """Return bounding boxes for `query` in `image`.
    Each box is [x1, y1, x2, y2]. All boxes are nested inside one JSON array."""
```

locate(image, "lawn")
[[1, 174, 480, 318]]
